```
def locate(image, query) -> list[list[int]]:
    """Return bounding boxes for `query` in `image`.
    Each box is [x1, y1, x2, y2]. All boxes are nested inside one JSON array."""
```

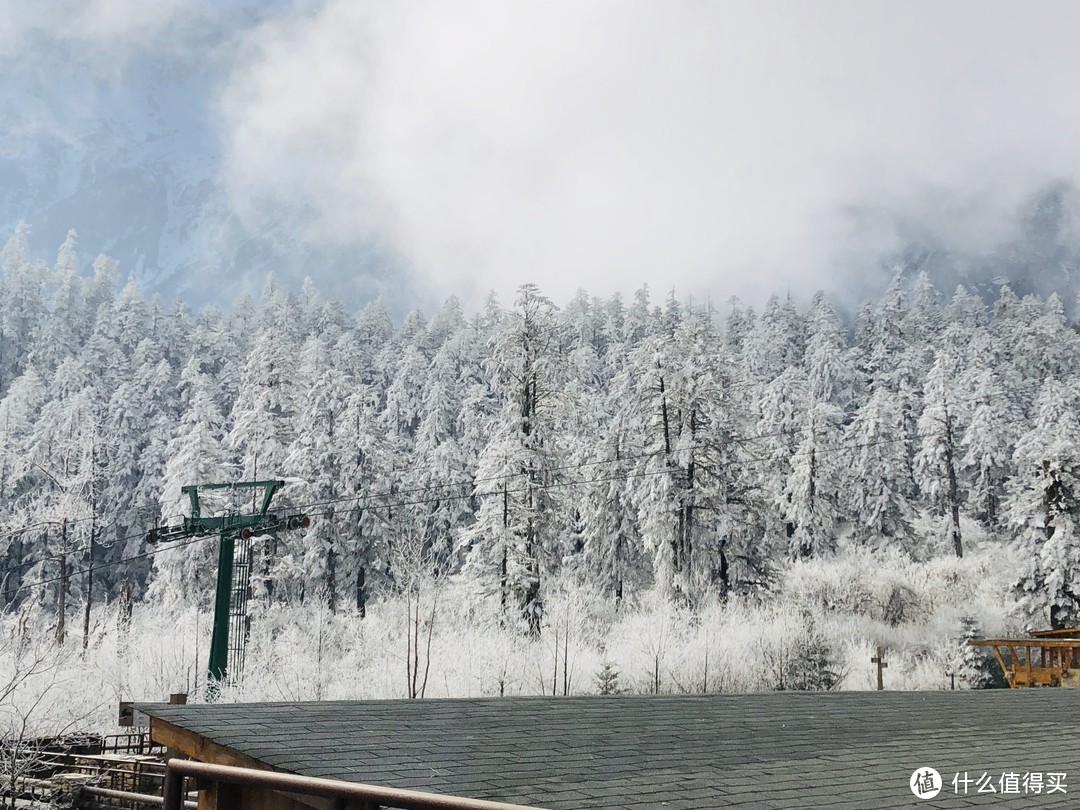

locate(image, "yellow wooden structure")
[[970, 628, 1080, 687]]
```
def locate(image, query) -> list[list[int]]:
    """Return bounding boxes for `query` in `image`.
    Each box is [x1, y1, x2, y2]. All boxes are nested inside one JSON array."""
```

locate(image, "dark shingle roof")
[[138, 691, 1080, 809]]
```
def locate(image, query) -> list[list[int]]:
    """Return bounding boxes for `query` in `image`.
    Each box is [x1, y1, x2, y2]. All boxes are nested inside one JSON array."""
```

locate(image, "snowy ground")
[[1, 532, 1024, 738]]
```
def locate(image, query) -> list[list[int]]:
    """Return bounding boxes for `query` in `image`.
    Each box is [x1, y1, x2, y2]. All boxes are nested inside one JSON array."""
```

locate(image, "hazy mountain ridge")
[[847, 183, 1080, 308], [0, 4, 412, 310]]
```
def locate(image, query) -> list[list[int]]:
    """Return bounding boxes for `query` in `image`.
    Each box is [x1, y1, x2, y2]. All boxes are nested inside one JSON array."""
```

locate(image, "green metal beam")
[[206, 532, 236, 688], [180, 480, 285, 534]]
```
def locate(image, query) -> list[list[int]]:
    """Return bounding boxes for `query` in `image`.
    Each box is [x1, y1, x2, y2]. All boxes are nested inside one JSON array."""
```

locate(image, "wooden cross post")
[[871, 646, 888, 691]]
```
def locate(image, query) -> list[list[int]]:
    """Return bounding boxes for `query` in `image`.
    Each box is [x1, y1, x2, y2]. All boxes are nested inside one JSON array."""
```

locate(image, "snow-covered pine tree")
[[723, 297, 754, 357], [0, 225, 47, 395], [914, 353, 964, 557], [284, 335, 352, 610], [803, 291, 856, 410], [957, 615, 1001, 689], [784, 400, 843, 559], [858, 269, 907, 390], [757, 367, 808, 545], [942, 285, 986, 374], [30, 243, 86, 376], [1009, 378, 1080, 629], [336, 383, 393, 615], [0, 366, 47, 597], [22, 374, 107, 635], [1022, 293, 1077, 393], [410, 336, 473, 575], [226, 284, 302, 601], [624, 285, 655, 346], [960, 368, 1013, 529], [461, 285, 565, 634], [623, 310, 751, 603], [426, 295, 466, 357], [564, 300, 643, 604], [904, 271, 943, 379], [847, 385, 914, 550], [129, 352, 180, 554], [742, 293, 803, 386], [150, 369, 233, 606], [595, 660, 624, 695]]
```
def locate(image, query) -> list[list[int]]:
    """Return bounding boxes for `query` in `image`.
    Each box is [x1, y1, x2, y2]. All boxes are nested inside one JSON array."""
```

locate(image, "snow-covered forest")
[[2, 224, 1078, 730]]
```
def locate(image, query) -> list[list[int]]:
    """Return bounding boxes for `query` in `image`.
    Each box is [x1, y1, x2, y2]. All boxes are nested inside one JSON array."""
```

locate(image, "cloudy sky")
[[6, 0, 1080, 308]]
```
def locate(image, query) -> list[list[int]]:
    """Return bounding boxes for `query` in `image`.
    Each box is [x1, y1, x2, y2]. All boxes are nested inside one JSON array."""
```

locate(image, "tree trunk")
[[356, 566, 366, 618], [658, 363, 671, 454], [945, 409, 963, 558], [83, 533, 93, 651], [117, 581, 133, 640], [84, 442, 97, 651], [1051, 603, 1067, 631], [406, 589, 414, 698], [713, 543, 730, 600], [55, 557, 67, 647], [501, 485, 509, 618], [326, 531, 337, 615], [562, 614, 570, 696]]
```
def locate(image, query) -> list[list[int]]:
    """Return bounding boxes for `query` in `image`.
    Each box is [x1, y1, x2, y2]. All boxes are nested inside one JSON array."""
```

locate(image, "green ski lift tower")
[[146, 480, 310, 693]]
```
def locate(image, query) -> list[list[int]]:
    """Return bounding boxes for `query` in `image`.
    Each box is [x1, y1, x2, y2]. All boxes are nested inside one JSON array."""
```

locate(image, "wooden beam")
[[989, 645, 1011, 687], [971, 638, 1080, 647], [1029, 627, 1080, 638], [150, 718, 270, 772]]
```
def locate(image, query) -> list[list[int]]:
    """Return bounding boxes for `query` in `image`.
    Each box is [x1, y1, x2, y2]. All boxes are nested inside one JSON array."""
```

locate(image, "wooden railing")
[[970, 637, 1080, 687], [163, 760, 549, 810]]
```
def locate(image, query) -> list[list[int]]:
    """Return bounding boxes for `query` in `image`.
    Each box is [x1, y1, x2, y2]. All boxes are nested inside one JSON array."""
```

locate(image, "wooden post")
[[162, 768, 182, 810], [871, 646, 888, 691]]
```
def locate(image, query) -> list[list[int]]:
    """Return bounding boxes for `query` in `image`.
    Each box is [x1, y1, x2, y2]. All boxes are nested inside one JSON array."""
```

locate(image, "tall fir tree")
[[914, 354, 964, 557], [1009, 378, 1080, 629]]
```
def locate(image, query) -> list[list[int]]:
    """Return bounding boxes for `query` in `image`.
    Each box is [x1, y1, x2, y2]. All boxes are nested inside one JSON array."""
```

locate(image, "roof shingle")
[[138, 691, 1080, 809]]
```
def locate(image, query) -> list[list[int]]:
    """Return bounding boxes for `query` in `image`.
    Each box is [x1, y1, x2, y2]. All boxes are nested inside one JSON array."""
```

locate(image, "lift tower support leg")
[[207, 531, 236, 686]]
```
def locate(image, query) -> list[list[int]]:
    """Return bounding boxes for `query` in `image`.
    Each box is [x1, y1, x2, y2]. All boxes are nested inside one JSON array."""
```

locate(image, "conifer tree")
[[0, 225, 46, 393], [914, 354, 964, 557], [803, 292, 855, 409], [784, 401, 843, 559], [1009, 378, 1080, 628], [461, 285, 564, 634], [285, 335, 352, 609], [151, 373, 233, 605], [847, 386, 914, 549], [960, 369, 1013, 528], [623, 312, 749, 603], [957, 616, 1001, 689]]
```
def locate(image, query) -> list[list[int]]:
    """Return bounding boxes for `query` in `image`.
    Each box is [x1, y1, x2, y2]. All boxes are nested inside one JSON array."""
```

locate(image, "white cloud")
[[0, 0, 214, 65], [219, 0, 1080, 305], [13, 0, 1080, 307]]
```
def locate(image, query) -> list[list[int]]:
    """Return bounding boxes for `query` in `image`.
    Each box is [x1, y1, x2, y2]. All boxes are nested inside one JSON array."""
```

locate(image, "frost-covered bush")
[[753, 607, 844, 691], [0, 540, 1028, 735]]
